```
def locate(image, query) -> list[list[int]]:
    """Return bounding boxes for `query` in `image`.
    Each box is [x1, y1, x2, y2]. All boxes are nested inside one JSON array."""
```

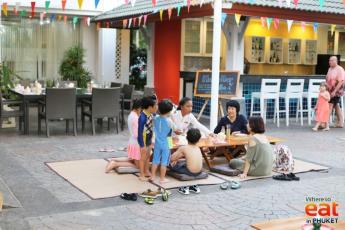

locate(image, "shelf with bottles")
[[250, 36, 265, 63], [269, 38, 283, 64], [304, 40, 317, 65], [288, 39, 301, 64]]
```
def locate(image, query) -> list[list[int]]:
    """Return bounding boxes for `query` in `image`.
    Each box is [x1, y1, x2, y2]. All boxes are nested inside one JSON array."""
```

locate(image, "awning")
[[93, 0, 345, 28]]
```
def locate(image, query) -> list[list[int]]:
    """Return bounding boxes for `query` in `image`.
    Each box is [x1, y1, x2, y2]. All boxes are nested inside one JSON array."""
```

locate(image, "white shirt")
[[171, 110, 211, 136]]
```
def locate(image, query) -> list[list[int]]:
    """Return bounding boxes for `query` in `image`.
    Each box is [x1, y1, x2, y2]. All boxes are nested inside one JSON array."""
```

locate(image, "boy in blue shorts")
[[150, 99, 175, 184], [138, 96, 158, 181]]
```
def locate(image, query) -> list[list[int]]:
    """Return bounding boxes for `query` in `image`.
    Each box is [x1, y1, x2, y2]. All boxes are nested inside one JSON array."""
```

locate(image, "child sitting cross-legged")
[[170, 128, 203, 195]]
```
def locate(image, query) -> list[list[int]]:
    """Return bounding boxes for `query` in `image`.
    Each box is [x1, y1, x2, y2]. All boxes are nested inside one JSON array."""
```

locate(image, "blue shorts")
[[152, 147, 170, 166]]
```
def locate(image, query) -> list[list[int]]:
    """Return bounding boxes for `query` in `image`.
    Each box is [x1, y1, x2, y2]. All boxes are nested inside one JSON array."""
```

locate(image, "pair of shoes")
[[120, 193, 137, 201], [273, 173, 300, 181], [220, 181, 241, 190], [178, 185, 200, 195], [139, 188, 163, 198], [144, 197, 154, 205]]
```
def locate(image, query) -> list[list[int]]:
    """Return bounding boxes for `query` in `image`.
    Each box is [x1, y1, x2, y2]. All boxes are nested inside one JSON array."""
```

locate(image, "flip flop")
[[273, 174, 292, 181], [120, 193, 137, 201], [287, 173, 300, 181], [220, 182, 229, 190], [144, 197, 154, 205], [231, 181, 241, 189], [162, 190, 170, 201]]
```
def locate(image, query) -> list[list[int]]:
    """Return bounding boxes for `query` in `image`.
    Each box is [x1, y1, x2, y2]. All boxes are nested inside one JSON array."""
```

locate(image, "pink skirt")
[[127, 144, 141, 161]]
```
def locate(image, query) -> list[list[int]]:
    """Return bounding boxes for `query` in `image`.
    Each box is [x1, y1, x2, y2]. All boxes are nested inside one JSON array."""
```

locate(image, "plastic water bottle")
[[226, 124, 231, 140]]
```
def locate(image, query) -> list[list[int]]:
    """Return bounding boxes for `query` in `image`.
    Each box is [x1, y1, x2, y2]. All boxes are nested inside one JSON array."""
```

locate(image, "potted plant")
[[59, 45, 92, 88], [0, 62, 21, 98]]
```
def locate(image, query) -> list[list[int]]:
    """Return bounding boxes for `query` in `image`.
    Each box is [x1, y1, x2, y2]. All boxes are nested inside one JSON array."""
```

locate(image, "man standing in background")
[[326, 56, 345, 128]]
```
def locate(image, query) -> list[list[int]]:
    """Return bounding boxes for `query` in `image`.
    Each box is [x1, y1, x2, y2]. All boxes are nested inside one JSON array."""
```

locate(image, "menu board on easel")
[[194, 71, 240, 120], [194, 71, 240, 98]]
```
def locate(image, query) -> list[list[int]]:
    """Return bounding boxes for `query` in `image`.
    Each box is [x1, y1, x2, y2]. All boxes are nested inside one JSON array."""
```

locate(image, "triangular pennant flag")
[[124, 0, 129, 5], [57, 15, 62, 21], [287, 20, 293, 32], [168, 8, 172, 20], [200, 0, 205, 7], [13, 5, 17, 15], [266, 18, 272, 30], [123, 19, 128, 28], [20, 10, 27, 17], [50, 14, 56, 22], [96, 22, 101, 30], [2, 3, 8, 16], [45, 1, 50, 11], [95, 0, 100, 8], [261, 17, 267, 27], [143, 14, 148, 26], [221, 13, 227, 26], [128, 18, 132, 28], [87, 17, 91, 26], [159, 9, 163, 21], [278, 0, 283, 7], [73, 16, 78, 24], [152, 0, 156, 8], [15, 2, 21, 15], [313, 23, 318, 33], [177, 5, 181, 16], [40, 12, 45, 24], [78, 0, 83, 9], [31, 2, 36, 17], [62, 0, 66, 10], [344, 0, 345, 6], [293, 0, 298, 8], [138, 15, 143, 26], [286, 0, 291, 7], [273, 18, 280, 30], [331, 24, 336, 36], [106, 21, 110, 28], [234, 14, 241, 27], [187, 0, 191, 12], [133, 17, 137, 27], [64, 15, 68, 24], [301, 21, 306, 32], [131, 0, 136, 7], [319, 0, 324, 8]]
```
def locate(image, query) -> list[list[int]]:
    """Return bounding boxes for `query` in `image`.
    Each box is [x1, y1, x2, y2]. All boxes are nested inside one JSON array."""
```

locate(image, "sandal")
[[273, 173, 292, 181], [162, 190, 170, 201], [144, 197, 154, 205], [231, 181, 241, 189], [287, 173, 300, 181], [120, 193, 137, 201], [220, 182, 229, 190]]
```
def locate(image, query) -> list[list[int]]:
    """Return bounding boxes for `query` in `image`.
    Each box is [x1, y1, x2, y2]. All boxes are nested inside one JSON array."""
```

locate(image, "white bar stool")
[[250, 79, 281, 127], [279, 79, 305, 126], [301, 79, 324, 125]]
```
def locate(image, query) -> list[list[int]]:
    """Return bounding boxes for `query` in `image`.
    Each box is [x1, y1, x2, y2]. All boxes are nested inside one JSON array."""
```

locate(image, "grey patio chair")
[[57, 80, 77, 88], [121, 84, 134, 112], [111, 82, 122, 88], [0, 91, 24, 130], [81, 88, 121, 135], [38, 88, 77, 137], [143, 86, 156, 98]]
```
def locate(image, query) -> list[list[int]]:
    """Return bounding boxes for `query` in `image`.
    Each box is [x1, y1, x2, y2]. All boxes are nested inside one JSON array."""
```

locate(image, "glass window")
[[184, 20, 201, 54], [205, 21, 213, 54]]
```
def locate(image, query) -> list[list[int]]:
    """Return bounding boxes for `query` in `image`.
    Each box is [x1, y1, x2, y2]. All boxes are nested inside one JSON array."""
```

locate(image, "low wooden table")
[[251, 216, 345, 230], [173, 135, 284, 169]]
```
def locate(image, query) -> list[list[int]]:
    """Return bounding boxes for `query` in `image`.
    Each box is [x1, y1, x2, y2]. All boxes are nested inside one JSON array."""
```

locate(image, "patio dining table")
[[172, 135, 284, 169], [9, 88, 125, 135]]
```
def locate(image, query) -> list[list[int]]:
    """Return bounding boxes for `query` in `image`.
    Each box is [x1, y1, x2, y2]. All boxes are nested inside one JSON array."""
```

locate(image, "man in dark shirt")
[[214, 100, 248, 135]]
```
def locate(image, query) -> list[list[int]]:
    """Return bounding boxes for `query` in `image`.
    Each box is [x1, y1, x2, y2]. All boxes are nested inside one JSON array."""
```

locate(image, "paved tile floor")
[[0, 109, 344, 229]]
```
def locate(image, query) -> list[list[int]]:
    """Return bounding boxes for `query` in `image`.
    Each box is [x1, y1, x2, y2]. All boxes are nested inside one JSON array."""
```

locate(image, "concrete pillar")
[[210, 0, 222, 130], [141, 23, 155, 88], [81, 23, 98, 80], [98, 28, 116, 83], [223, 16, 247, 74]]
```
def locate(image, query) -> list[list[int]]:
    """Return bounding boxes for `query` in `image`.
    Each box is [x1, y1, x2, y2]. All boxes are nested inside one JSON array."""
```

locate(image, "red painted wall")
[[154, 20, 181, 104]]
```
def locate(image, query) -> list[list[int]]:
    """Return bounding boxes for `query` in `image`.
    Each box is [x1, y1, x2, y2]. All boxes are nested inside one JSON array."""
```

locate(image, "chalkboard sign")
[[194, 71, 240, 98]]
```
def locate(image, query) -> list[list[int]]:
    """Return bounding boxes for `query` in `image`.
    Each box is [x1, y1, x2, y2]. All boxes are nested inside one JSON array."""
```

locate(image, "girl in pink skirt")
[[313, 82, 330, 131], [105, 100, 142, 172]]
